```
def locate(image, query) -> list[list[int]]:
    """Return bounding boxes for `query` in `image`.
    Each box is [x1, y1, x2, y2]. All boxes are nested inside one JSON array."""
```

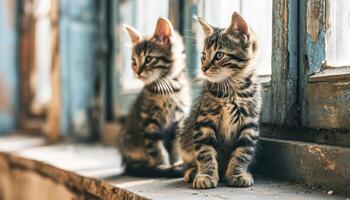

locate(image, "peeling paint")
[[304, 0, 327, 74], [306, 0, 326, 43], [306, 27, 326, 73]]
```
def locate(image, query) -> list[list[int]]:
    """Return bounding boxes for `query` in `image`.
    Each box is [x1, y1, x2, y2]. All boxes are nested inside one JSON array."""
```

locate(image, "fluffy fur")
[[118, 18, 191, 177], [177, 12, 261, 188]]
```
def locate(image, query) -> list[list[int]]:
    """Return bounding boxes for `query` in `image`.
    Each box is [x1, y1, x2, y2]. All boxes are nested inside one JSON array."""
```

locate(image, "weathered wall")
[[307, 78, 350, 129]]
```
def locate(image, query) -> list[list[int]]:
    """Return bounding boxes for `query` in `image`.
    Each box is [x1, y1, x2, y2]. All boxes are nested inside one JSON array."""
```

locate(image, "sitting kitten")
[[177, 12, 261, 188], [118, 18, 191, 177]]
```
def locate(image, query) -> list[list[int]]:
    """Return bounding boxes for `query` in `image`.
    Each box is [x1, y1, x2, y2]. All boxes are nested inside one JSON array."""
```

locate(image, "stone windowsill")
[[0, 134, 347, 200]]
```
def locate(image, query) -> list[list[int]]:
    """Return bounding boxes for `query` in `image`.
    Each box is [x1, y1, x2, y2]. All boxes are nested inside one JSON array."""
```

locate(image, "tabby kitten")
[[118, 18, 191, 177], [177, 12, 261, 188]]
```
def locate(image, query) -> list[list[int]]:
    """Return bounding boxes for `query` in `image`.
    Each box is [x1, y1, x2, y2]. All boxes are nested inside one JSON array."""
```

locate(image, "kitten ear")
[[226, 12, 250, 40], [197, 16, 214, 37], [153, 17, 174, 42], [124, 24, 142, 45]]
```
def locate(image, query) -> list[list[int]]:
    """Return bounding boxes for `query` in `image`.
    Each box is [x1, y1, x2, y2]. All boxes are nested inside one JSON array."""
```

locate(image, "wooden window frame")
[[110, 0, 350, 147], [261, 0, 350, 147], [112, 0, 175, 116], [299, 0, 350, 130], [180, 0, 295, 125]]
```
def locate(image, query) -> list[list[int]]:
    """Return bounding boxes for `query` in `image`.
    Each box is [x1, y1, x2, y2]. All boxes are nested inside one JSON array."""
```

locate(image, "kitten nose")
[[137, 64, 146, 75], [137, 68, 144, 76], [202, 66, 210, 72]]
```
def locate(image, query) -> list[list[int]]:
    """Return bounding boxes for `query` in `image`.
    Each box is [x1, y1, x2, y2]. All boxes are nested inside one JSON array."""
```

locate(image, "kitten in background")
[[178, 12, 261, 188], [118, 18, 191, 177]]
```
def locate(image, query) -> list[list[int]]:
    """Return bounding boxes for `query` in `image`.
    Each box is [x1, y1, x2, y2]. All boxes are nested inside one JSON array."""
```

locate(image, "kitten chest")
[[218, 102, 241, 143]]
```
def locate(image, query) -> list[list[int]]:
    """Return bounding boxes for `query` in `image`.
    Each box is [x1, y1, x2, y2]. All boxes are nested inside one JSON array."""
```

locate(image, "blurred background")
[[0, 0, 349, 143], [0, 0, 274, 143]]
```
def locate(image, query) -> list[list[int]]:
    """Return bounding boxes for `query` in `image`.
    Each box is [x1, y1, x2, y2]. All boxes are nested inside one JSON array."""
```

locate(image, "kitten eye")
[[215, 52, 224, 60], [201, 52, 206, 62], [131, 58, 136, 65], [145, 56, 153, 64]]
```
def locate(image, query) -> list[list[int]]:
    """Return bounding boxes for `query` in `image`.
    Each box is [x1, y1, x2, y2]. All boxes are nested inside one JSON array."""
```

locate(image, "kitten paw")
[[193, 174, 218, 189], [184, 167, 197, 183], [226, 172, 254, 187]]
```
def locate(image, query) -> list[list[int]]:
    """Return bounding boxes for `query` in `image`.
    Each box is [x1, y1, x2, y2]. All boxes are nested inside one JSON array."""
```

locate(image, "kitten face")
[[131, 40, 172, 84], [125, 18, 175, 84], [198, 13, 258, 83]]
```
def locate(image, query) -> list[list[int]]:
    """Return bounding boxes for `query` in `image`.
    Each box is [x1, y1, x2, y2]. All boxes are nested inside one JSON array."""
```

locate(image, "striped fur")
[[177, 12, 261, 188], [118, 18, 191, 177]]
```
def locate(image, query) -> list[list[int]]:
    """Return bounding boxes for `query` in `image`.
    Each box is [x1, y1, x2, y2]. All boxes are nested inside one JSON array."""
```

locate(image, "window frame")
[[181, 0, 286, 124], [299, 0, 350, 129], [111, 0, 173, 116], [110, 0, 350, 135]]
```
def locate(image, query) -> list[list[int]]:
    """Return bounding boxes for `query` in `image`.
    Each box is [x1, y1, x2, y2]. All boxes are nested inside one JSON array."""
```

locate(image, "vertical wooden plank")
[[68, 0, 96, 139], [183, 0, 198, 78], [270, 0, 299, 126], [59, 0, 101, 139], [45, 0, 61, 142], [94, 0, 109, 136], [168, 0, 183, 33], [58, 0, 69, 134], [18, 0, 36, 127], [105, 0, 115, 121], [111, 0, 122, 117], [299, 0, 327, 126], [0, 0, 19, 134]]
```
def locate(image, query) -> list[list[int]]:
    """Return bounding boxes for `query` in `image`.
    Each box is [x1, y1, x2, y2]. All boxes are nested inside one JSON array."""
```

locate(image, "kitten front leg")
[[225, 122, 259, 187], [193, 146, 219, 189], [141, 115, 169, 166], [192, 121, 219, 189]]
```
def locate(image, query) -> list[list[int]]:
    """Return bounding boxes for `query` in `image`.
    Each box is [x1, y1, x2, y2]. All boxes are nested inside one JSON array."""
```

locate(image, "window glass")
[[326, 0, 350, 67], [196, 0, 272, 75], [119, 0, 169, 91], [32, 0, 52, 114]]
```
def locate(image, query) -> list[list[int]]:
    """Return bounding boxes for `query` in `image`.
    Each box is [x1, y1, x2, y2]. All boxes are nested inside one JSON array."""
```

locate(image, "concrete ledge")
[[0, 151, 146, 200], [256, 138, 350, 195], [0, 135, 347, 199]]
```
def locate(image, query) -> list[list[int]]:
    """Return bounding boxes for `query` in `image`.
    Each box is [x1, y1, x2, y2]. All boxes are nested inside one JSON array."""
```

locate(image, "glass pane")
[[119, 0, 169, 91], [326, 0, 350, 67], [32, 0, 52, 114], [196, 0, 272, 75]]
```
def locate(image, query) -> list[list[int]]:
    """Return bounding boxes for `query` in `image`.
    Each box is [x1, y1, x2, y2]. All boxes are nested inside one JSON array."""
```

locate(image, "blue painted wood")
[[298, 0, 327, 126], [59, 0, 98, 138], [306, 30, 326, 73], [183, 1, 198, 78], [269, 0, 299, 126], [0, 0, 19, 134]]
